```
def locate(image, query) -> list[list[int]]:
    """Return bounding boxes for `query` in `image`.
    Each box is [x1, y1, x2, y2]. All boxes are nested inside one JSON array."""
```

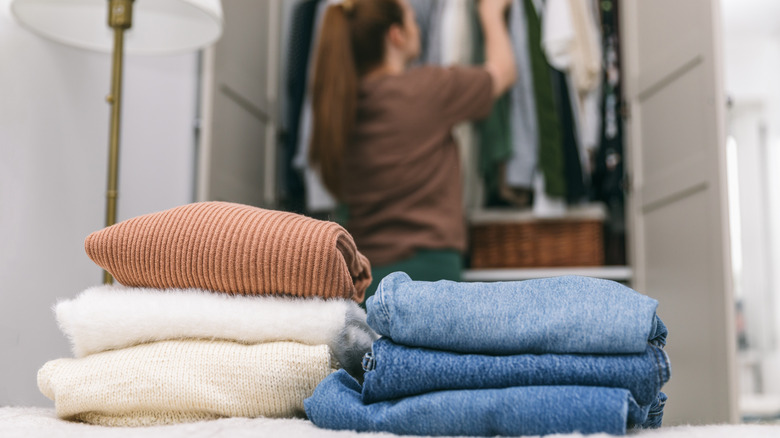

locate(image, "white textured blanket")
[[1, 407, 780, 438], [55, 285, 377, 377]]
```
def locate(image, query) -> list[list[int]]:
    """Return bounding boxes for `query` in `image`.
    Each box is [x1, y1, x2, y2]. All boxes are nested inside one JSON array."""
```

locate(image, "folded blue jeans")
[[645, 392, 668, 429], [305, 370, 653, 436], [361, 338, 671, 406], [367, 273, 666, 354]]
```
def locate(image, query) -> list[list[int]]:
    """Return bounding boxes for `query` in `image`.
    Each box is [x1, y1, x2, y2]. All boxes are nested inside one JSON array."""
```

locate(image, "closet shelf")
[[462, 266, 633, 282], [468, 203, 607, 224]]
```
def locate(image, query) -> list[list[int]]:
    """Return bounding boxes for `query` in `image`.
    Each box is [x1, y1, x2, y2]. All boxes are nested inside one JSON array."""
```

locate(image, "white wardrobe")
[[197, 0, 736, 425]]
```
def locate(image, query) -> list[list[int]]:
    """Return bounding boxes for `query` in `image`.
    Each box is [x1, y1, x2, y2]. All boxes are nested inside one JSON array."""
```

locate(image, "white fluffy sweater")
[[55, 285, 377, 377], [38, 340, 335, 426]]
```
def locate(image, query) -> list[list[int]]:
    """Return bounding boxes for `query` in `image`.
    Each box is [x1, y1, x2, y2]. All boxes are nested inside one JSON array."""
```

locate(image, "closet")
[[197, 0, 735, 426]]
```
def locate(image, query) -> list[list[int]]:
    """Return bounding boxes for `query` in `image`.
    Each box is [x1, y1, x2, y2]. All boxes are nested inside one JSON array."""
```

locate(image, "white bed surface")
[[1, 407, 779, 438]]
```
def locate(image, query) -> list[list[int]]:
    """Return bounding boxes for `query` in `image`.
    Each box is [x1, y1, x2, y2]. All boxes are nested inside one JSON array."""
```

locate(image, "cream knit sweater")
[[38, 340, 336, 427]]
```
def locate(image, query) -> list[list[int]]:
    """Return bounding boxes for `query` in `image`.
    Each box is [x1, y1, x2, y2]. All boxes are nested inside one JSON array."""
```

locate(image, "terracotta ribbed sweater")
[[85, 202, 371, 302]]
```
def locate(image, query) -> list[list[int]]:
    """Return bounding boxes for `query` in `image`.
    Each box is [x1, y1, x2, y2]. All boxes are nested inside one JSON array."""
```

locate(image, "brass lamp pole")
[[10, 0, 224, 285], [103, 0, 134, 284]]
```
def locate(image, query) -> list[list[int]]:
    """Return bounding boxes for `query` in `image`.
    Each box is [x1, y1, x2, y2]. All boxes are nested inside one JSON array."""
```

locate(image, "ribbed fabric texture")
[[84, 202, 372, 302], [38, 340, 336, 427]]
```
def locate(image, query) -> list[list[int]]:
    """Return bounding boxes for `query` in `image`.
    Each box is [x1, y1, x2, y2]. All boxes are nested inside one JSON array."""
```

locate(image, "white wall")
[[0, 2, 198, 406], [722, 30, 780, 396]]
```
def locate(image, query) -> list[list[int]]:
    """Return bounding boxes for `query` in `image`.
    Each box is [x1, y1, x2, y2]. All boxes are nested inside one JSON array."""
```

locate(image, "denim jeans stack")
[[305, 273, 671, 436]]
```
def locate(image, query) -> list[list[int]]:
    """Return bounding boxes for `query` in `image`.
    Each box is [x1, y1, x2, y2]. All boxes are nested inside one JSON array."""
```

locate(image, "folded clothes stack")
[[305, 272, 671, 436], [38, 202, 377, 427]]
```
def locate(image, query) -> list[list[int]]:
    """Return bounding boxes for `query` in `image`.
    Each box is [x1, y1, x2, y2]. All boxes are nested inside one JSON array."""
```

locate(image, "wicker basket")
[[469, 205, 606, 269]]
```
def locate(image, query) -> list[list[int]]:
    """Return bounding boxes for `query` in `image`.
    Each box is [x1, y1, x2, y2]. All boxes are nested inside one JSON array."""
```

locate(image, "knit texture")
[[38, 340, 336, 426], [84, 202, 372, 302], [55, 285, 377, 378]]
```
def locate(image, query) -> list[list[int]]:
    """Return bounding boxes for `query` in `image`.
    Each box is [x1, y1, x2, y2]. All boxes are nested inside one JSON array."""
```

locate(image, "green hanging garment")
[[524, 0, 566, 198], [472, 1, 513, 202]]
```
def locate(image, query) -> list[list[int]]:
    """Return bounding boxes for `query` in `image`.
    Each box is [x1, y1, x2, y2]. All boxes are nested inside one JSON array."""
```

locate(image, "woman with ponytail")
[[310, 0, 516, 301]]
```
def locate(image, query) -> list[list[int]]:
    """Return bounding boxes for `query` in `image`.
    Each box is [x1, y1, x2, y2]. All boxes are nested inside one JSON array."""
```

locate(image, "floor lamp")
[[10, 0, 224, 284]]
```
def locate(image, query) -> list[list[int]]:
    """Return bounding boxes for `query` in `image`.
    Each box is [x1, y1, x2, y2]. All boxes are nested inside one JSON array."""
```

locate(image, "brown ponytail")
[[309, 0, 404, 199]]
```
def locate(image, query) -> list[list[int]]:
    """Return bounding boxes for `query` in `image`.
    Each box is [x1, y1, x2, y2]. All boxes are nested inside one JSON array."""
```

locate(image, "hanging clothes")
[[540, 0, 592, 205], [439, 0, 460, 65], [422, 0, 482, 212], [542, 0, 603, 180], [591, 0, 626, 265], [474, 44, 513, 207], [551, 68, 587, 205], [571, 0, 604, 161], [448, 0, 481, 212], [532, 171, 567, 217], [505, 0, 540, 192], [408, 0, 438, 66], [473, 2, 514, 208], [282, 0, 320, 214], [424, 1, 446, 66], [524, 0, 566, 199], [543, 0, 601, 94]]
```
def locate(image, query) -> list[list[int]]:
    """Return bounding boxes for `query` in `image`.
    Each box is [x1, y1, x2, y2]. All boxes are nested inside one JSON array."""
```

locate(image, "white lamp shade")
[[10, 0, 223, 55]]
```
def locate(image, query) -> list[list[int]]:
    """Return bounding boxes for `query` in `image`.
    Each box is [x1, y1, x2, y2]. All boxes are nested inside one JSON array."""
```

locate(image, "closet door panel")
[[643, 190, 729, 422], [640, 65, 706, 175], [635, 0, 703, 66], [210, 89, 268, 206], [638, 63, 710, 208], [198, 0, 281, 207], [219, 0, 272, 115], [622, 0, 736, 425]]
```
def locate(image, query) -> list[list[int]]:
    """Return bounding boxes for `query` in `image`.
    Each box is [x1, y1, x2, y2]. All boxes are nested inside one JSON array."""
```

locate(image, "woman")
[[310, 0, 516, 301]]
